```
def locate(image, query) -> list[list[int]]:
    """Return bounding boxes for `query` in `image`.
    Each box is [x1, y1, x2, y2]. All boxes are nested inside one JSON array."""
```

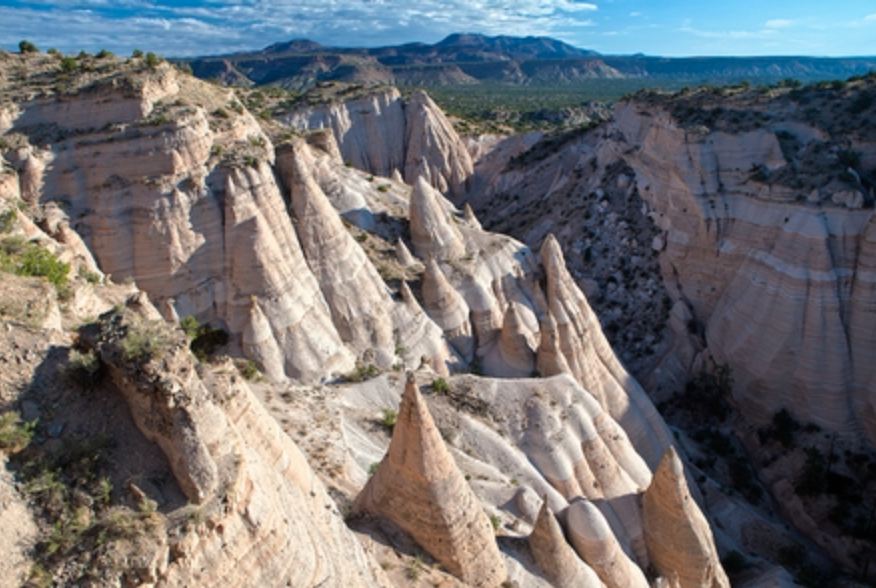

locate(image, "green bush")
[[344, 361, 379, 383], [120, 320, 172, 362], [381, 408, 397, 432], [179, 315, 229, 361], [132, 49, 144, 59], [0, 237, 70, 289], [236, 359, 259, 380], [432, 377, 450, 394], [0, 209, 17, 233], [60, 56, 78, 73], [145, 52, 160, 69], [63, 349, 103, 388], [19, 40, 39, 54], [0, 411, 36, 453]]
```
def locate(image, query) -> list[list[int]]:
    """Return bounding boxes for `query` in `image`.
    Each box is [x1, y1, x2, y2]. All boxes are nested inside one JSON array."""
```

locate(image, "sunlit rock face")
[[611, 98, 876, 441], [282, 88, 473, 198]]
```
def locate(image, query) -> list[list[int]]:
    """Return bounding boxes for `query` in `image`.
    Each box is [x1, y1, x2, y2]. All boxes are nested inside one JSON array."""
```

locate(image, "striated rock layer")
[[282, 87, 473, 198], [609, 98, 876, 441]]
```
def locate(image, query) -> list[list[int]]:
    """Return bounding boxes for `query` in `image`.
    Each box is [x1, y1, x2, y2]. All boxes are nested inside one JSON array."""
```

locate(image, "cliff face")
[[611, 91, 876, 441], [282, 88, 474, 198]]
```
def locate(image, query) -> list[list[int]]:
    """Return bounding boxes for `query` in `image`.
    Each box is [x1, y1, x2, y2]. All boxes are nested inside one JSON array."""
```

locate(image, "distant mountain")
[[182, 33, 876, 91]]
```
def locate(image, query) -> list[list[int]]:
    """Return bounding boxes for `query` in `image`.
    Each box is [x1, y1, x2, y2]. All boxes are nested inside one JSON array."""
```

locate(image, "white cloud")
[[765, 19, 793, 29], [865, 13, 876, 21], [1, 0, 607, 55]]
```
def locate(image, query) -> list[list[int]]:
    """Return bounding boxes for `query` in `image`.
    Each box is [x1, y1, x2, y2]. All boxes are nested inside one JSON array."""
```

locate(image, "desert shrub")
[[179, 316, 229, 362], [145, 52, 160, 69], [771, 408, 799, 448], [344, 361, 379, 383], [837, 149, 862, 169], [60, 56, 77, 73], [19, 40, 38, 53], [432, 377, 450, 394], [381, 408, 397, 432], [95, 49, 113, 59], [0, 209, 17, 233], [0, 237, 70, 288], [131, 49, 143, 58], [796, 446, 827, 495], [0, 411, 36, 453], [120, 320, 173, 362], [235, 359, 260, 380]]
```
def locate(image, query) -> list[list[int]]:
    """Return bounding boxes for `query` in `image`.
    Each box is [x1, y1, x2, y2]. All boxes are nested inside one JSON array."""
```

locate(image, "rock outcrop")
[[81, 301, 390, 588], [409, 177, 467, 260], [421, 258, 475, 361], [352, 375, 506, 587], [643, 448, 730, 588], [282, 87, 473, 197], [607, 95, 876, 441], [541, 234, 673, 468], [529, 500, 604, 588], [567, 499, 649, 588], [277, 138, 396, 367]]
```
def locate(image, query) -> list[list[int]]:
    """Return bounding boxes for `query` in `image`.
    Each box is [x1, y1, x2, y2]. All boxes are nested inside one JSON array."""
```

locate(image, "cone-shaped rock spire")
[[463, 203, 482, 230], [643, 448, 730, 588], [540, 233, 673, 468], [353, 375, 506, 587], [497, 302, 536, 377], [529, 500, 604, 588], [279, 138, 395, 367], [396, 237, 419, 268], [567, 500, 649, 588], [537, 312, 571, 377], [422, 258, 474, 361], [242, 297, 287, 382], [409, 177, 466, 260], [391, 281, 456, 375]]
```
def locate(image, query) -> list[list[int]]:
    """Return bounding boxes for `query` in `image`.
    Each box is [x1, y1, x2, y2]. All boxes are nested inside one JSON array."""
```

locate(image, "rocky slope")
[[0, 50, 735, 587], [465, 74, 876, 580]]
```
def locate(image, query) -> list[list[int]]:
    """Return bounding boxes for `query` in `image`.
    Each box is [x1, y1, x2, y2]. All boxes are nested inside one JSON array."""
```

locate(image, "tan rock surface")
[[409, 177, 467, 260], [567, 499, 649, 588], [83, 302, 391, 588], [352, 375, 507, 587], [643, 448, 729, 588], [404, 90, 474, 198], [529, 500, 604, 588]]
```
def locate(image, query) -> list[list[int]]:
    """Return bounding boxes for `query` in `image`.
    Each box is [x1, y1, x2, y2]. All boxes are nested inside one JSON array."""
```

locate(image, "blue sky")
[[2, 0, 875, 58]]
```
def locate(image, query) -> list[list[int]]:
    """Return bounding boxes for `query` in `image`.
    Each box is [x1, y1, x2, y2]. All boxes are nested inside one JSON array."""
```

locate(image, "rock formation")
[[421, 258, 475, 361], [404, 91, 474, 198], [409, 177, 467, 260], [352, 375, 506, 587], [282, 87, 473, 197], [643, 448, 730, 588], [541, 234, 673, 468], [606, 95, 876, 441], [529, 499, 604, 588], [277, 138, 396, 367], [567, 499, 649, 588], [79, 300, 390, 587]]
